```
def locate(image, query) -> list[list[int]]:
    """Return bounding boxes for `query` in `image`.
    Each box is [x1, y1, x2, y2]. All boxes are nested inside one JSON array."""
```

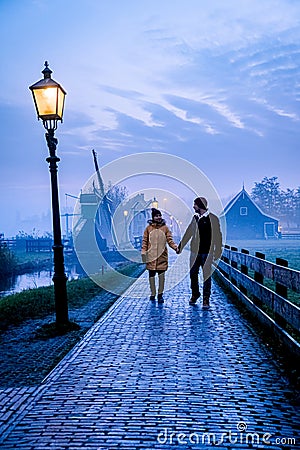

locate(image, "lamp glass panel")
[[34, 87, 58, 117], [57, 87, 65, 118]]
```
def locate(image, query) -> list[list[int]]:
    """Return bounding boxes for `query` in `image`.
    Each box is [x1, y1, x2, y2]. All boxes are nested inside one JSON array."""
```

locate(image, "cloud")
[[253, 98, 299, 121]]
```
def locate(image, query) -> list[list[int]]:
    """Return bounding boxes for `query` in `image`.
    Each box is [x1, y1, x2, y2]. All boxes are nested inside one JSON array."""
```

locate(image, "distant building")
[[117, 193, 153, 248], [223, 187, 279, 240]]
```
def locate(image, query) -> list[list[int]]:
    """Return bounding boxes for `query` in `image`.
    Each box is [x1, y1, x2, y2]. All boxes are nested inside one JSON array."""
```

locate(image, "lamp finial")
[[42, 61, 52, 79]]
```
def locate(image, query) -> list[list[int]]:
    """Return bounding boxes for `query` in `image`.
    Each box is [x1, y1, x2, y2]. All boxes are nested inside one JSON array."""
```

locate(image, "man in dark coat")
[[177, 197, 222, 307]]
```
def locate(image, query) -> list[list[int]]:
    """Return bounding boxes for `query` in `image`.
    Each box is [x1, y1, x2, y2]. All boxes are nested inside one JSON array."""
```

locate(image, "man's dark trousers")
[[190, 253, 213, 298]]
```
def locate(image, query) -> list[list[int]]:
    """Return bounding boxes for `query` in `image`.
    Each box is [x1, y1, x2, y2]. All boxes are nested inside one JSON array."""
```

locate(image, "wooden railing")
[[26, 238, 53, 253], [281, 232, 300, 239], [214, 245, 300, 358], [0, 239, 17, 249]]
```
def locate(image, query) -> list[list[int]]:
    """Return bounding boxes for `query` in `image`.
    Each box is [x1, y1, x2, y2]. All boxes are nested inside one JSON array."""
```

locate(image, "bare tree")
[[105, 182, 128, 214]]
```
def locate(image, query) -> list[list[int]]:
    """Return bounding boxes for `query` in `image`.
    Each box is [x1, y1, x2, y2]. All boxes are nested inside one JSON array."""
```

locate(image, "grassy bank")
[[0, 262, 145, 331], [0, 246, 18, 280], [0, 248, 53, 281], [14, 250, 53, 264], [14, 250, 53, 274]]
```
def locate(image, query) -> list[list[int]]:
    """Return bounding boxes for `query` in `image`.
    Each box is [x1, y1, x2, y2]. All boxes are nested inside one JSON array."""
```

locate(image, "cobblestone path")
[[0, 264, 299, 449]]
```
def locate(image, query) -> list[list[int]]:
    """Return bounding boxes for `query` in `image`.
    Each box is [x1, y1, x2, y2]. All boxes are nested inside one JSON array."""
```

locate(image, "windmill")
[[92, 150, 118, 249]]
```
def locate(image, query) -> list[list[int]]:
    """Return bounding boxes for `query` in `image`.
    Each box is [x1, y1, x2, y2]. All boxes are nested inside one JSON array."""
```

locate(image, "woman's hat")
[[151, 208, 162, 218]]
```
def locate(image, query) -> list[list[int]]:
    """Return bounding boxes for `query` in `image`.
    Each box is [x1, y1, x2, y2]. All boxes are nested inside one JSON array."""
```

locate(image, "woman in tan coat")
[[141, 208, 178, 303]]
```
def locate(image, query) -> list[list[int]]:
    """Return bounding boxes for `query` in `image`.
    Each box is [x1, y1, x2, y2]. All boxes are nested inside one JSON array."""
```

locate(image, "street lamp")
[[123, 210, 129, 245], [152, 197, 158, 209], [29, 61, 69, 327]]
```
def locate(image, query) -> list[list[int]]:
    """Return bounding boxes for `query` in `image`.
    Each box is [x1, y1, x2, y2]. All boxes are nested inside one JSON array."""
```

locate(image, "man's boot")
[[189, 294, 200, 305]]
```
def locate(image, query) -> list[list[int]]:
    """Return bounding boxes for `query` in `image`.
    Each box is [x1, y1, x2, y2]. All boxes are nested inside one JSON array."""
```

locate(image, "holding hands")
[[175, 244, 182, 255]]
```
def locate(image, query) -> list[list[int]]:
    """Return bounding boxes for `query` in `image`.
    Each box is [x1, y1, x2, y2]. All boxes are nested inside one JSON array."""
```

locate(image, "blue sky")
[[1, 0, 300, 236]]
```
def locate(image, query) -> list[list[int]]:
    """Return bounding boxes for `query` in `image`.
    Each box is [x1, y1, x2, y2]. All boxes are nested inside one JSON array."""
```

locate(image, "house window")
[[240, 207, 248, 216]]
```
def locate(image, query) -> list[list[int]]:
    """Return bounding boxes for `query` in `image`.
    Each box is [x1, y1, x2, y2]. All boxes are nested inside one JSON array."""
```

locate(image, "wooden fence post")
[[230, 246, 238, 286], [253, 251, 265, 308], [241, 249, 249, 275], [254, 252, 265, 284], [223, 244, 230, 264], [274, 257, 288, 329], [221, 245, 230, 279], [240, 248, 249, 295], [275, 258, 288, 299]]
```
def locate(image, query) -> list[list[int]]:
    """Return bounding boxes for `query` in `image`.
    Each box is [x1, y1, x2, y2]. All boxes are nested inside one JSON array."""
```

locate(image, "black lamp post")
[[29, 61, 69, 327]]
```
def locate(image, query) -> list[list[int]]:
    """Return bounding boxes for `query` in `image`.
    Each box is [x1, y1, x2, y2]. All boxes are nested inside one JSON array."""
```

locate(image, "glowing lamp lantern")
[[152, 197, 158, 209], [29, 61, 66, 130]]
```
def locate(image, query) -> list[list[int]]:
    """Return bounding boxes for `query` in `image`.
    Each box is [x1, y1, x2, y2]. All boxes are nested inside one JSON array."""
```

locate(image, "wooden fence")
[[26, 239, 53, 253], [214, 245, 300, 359], [281, 232, 300, 239], [0, 239, 17, 249]]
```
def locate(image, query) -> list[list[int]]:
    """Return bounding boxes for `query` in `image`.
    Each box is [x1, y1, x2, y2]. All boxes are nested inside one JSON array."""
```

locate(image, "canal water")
[[0, 263, 85, 298], [0, 249, 135, 298]]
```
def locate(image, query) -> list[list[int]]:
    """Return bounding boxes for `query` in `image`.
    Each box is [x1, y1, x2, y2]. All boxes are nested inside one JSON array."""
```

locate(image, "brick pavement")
[[0, 257, 299, 449]]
